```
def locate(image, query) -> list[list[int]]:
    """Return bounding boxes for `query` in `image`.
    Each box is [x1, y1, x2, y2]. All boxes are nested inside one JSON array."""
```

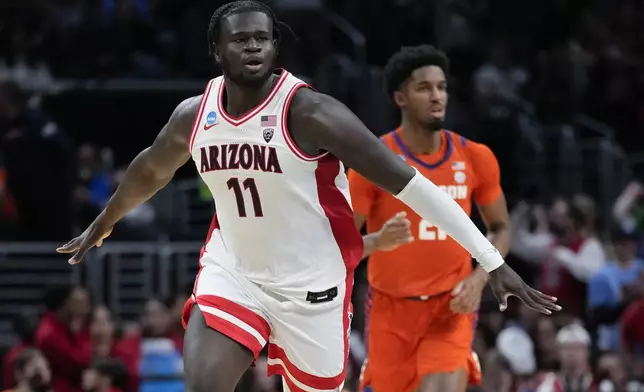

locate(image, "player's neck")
[[222, 74, 277, 117], [399, 119, 443, 155]]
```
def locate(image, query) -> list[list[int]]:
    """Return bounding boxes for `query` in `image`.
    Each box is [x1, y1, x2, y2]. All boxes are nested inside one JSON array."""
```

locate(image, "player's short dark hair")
[[383, 45, 450, 97], [207, 0, 282, 58]]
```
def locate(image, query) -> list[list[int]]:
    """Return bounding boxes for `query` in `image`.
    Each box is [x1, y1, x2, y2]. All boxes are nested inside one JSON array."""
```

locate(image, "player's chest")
[[402, 155, 475, 203], [192, 117, 308, 182]]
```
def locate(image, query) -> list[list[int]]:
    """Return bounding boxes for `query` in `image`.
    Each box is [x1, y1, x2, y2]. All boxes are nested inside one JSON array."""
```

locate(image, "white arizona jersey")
[[188, 70, 363, 292]]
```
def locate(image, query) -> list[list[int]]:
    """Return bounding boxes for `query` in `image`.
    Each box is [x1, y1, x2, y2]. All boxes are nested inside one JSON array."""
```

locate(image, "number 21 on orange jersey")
[[418, 220, 447, 241]]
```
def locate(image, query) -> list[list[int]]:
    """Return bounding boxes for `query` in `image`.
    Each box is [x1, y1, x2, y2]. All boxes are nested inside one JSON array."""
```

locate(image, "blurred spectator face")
[[568, 194, 596, 235], [141, 298, 170, 337], [614, 237, 637, 263], [548, 198, 571, 236], [82, 358, 128, 392], [90, 306, 115, 342], [78, 144, 99, 173], [169, 292, 190, 328], [67, 287, 92, 322], [558, 342, 588, 372], [535, 317, 558, 363], [15, 350, 52, 392], [395, 65, 448, 131], [82, 368, 102, 392], [556, 324, 590, 373], [597, 353, 626, 389]]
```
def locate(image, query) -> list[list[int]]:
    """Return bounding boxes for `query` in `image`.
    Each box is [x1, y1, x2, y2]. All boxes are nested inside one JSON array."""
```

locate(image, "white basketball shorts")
[[182, 261, 353, 392]]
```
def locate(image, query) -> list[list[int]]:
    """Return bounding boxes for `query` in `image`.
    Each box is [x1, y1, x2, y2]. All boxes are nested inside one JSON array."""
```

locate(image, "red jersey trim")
[[188, 79, 215, 153], [216, 70, 289, 126], [280, 82, 328, 161]]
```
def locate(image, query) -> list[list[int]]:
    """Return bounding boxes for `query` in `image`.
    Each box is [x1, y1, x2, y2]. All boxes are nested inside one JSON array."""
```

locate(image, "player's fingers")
[[528, 288, 561, 312], [68, 240, 94, 265], [452, 281, 465, 296], [393, 211, 406, 219], [56, 237, 81, 253], [531, 288, 558, 303], [519, 290, 552, 315]]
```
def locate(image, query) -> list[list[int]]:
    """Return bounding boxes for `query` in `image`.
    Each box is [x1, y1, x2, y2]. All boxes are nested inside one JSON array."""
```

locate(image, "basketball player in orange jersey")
[[350, 45, 513, 392]]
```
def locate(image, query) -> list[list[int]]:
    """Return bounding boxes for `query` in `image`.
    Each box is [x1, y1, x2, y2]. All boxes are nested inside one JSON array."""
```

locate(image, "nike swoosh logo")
[[204, 123, 217, 130]]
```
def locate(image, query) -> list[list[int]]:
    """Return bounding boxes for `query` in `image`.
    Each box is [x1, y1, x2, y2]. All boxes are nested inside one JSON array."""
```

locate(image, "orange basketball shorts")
[[360, 289, 481, 392]]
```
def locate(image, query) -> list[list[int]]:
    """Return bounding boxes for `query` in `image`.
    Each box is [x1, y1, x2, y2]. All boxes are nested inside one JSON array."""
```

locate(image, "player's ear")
[[213, 44, 222, 64], [393, 90, 406, 108]]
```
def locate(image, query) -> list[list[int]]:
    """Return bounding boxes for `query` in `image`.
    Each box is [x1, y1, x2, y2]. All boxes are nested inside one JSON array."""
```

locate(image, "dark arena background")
[[2, 0, 644, 391]]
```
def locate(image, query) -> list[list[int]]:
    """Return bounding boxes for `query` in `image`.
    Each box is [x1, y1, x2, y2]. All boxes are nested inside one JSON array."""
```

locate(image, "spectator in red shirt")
[[90, 306, 137, 392], [35, 286, 92, 392], [2, 348, 51, 392], [3, 311, 39, 389], [81, 358, 129, 392]]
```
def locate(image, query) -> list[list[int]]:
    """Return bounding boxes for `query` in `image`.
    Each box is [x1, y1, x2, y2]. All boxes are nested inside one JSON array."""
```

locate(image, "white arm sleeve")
[[395, 169, 504, 272]]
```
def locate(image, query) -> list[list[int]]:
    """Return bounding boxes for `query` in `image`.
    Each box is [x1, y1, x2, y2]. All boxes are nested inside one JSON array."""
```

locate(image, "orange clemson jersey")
[[348, 128, 502, 298]]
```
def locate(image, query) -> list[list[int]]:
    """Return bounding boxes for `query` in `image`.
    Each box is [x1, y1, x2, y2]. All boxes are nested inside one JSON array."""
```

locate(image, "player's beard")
[[424, 117, 444, 132], [219, 56, 273, 89]]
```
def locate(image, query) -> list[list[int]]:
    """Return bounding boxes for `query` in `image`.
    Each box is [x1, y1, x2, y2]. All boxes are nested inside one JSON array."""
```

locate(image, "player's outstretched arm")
[[288, 89, 560, 314], [56, 96, 201, 264]]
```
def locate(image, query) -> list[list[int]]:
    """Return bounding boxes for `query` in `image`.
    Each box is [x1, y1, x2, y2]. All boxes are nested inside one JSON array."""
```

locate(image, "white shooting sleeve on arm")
[[395, 169, 504, 272]]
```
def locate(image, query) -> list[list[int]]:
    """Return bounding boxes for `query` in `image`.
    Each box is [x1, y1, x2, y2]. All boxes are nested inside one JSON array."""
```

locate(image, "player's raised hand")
[[375, 212, 414, 251], [488, 264, 561, 314], [56, 216, 113, 265]]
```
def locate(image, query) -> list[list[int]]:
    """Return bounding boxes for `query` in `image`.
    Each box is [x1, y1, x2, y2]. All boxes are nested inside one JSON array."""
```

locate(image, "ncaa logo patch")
[[206, 111, 217, 125], [204, 111, 217, 130], [263, 128, 274, 142], [454, 171, 466, 184]]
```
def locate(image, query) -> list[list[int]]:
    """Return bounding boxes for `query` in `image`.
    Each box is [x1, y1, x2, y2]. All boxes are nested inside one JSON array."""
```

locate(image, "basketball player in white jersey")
[[57, 1, 560, 391]]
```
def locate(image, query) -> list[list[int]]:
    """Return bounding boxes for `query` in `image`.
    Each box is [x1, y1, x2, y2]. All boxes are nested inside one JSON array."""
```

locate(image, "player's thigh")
[[264, 277, 353, 392], [182, 263, 272, 391], [417, 308, 478, 389], [362, 292, 428, 392], [183, 307, 254, 392]]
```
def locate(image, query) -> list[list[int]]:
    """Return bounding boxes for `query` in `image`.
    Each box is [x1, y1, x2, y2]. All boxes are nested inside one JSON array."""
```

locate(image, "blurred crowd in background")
[[2, 0, 644, 391]]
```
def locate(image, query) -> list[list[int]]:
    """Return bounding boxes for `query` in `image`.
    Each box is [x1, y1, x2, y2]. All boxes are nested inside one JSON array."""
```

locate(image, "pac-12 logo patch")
[[263, 128, 274, 142], [204, 111, 217, 130]]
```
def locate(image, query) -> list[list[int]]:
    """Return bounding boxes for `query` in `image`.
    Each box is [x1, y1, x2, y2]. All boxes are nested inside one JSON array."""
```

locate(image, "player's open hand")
[[56, 216, 113, 265], [489, 264, 561, 314], [375, 212, 414, 251], [450, 268, 488, 314]]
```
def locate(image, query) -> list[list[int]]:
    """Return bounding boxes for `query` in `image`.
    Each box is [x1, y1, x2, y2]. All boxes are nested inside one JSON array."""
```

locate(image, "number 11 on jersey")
[[227, 177, 264, 217]]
